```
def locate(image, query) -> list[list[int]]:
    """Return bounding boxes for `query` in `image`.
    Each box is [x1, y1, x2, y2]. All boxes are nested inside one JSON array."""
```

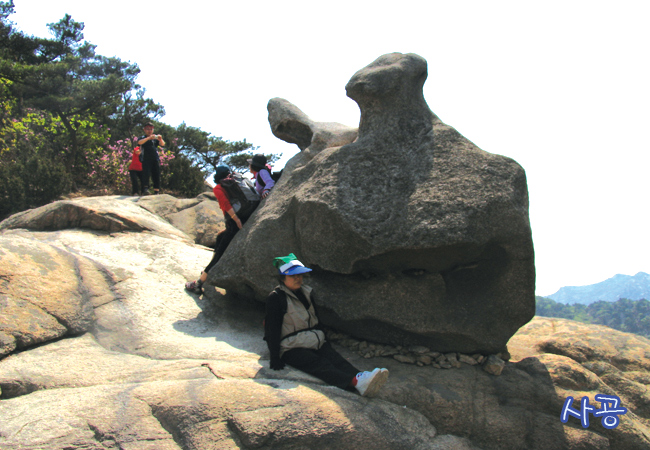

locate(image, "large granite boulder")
[[137, 193, 225, 247], [0, 195, 191, 241], [0, 194, 226, 248], [212, 52, 535, 354]]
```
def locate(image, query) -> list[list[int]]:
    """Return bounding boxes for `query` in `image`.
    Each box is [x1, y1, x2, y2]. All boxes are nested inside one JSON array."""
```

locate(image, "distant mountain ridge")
[[546, 272, 650, 304]]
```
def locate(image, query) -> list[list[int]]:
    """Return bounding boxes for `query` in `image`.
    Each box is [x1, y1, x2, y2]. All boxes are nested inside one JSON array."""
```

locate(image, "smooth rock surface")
[[1, 196, 650, 449], [0, 201, 441, 450], [0, 233, 109, 356], [0, 195, 192, 241]]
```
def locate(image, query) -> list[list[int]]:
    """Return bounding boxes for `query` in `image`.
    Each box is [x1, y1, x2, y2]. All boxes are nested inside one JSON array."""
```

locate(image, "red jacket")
[[129, 147, 142, 171], [213, 184, 233, 214]]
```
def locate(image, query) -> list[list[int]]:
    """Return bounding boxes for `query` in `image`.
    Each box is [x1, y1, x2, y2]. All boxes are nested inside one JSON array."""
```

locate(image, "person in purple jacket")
[[247, 153, 275, 199]]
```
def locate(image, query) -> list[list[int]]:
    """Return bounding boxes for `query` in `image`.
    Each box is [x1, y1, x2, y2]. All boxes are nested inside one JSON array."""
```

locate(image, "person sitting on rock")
[[247, 153, 275, 199], [185, 164, 259, 294], [264, 253, 389, 397]]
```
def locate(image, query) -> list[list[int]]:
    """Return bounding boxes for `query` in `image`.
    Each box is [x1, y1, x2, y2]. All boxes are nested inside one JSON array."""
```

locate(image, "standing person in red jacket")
[[128, 146, 143, 196], [185, 164, 260, 294]]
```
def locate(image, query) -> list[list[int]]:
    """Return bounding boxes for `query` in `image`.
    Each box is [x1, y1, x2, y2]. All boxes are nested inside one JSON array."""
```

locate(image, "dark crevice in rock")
[[401, 268, 429, 277], [1, 296, 72, 348], [275, 120, 313, 150], [0, 378, 41, 400], [90, 296, 123, 312], [90, 295, 124, 309], [100, 212, 149, 232], [148, 404, 188, 450], [87, 423, 118, 448], [201, 363, 225, 380], [0, 330, 86, 377], [18, 301, 81, 346], [225, 416, 258, 449], [440, 261, 482, 275], [306, 252, 519, 353], [149, 405, 253, 450], [71, 261, 104, 324]]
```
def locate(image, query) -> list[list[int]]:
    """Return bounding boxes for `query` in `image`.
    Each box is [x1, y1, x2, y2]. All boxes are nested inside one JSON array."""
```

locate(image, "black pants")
[[282, 342, 360, 390], [129, 170, 142, 195], [204, 219, 239, 272], [203, 203, 258, 273], [141, 158, 160, 193]]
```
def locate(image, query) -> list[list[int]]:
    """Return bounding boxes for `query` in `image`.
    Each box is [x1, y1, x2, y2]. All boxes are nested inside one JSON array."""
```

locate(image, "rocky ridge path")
[[1, 195, 649, 449], [0, 196, 449, 450]]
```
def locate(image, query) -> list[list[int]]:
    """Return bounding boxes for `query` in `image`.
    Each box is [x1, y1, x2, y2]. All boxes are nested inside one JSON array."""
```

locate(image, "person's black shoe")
[[185, 280, 203, 295]]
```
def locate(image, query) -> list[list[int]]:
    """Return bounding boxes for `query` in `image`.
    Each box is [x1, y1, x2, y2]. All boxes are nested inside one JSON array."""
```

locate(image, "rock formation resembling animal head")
[[214, 52, 535, 355]]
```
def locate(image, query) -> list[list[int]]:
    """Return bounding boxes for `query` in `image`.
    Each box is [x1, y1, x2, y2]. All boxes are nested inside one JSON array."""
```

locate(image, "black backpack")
[[219, 172, 260, 216], [257, 167, 283, 188]]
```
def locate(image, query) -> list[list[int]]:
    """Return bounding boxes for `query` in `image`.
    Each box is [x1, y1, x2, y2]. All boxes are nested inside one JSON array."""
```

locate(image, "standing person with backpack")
[[185, 164, 260, 294], [137, 122, 165, 195], [248, 153, 278, 199]]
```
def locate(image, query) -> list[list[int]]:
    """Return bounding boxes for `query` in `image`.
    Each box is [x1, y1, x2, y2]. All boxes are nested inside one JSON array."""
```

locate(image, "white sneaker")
[[355, 368, 389, 397]]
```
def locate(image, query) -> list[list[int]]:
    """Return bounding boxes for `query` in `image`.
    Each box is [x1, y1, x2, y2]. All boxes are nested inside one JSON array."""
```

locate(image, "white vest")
[[278, 284, 326, 357]]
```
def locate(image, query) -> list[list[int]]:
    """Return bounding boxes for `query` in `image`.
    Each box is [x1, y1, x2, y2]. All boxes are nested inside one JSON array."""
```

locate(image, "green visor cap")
[[273, 253, 313, 275]]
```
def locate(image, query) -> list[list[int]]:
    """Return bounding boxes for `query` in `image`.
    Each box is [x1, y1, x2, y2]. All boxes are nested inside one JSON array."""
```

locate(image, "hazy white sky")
[[9, 1, 649, 296]]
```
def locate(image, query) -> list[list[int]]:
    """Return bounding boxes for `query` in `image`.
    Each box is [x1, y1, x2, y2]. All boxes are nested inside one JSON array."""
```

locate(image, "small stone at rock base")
[[445, 353, 461, 368], [440, 362, 453, 369], [431, 362, 441, 369], [472, 353, 485, 363], [444, 352, 458, 362], [458, 354, 478, 365], [417, 355, 432, 365], [394, 354, 417, 364], [482, 355, 506, 376], [328, 332, 347, 340], [381, 347, 399, 356], [346, 340, 360, 349], [497, 350, 511, 361], [435, 355, 447, 363], [408, 345, 430, 354]]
